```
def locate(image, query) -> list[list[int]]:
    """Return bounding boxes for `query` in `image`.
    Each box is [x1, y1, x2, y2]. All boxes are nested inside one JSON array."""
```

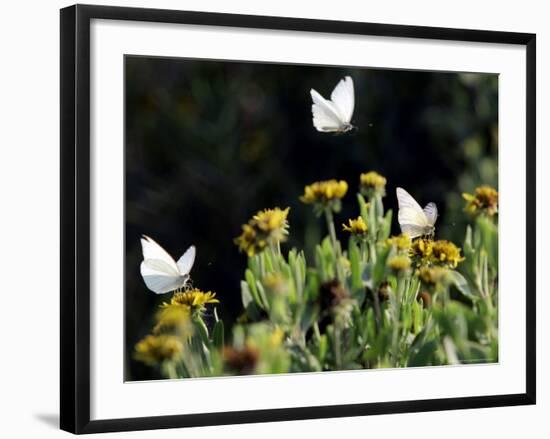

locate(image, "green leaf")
[[379, 209, 393, 241], [366, 307, 377, 340], [300, 303, 319, 333], [318, 334, 328, 365], [282, 263, 297, 304], [476, 216, 498, 269], [212, 320, 224, 349], [408, 339, 438, 367], [368, 198, 377, 239], [434, 302, 469, 340], [412, 299, 423, 334], [372, 244, 390, 288], [256, 281, 269, 311], [194, 316, 211, 348], [464, 225, 474, 256], [322, 236, 335, 259], [306, 268, 320, 301], [447, 270, 476, 300], [357, 193, 369, 223], [349, 240, 364, 303], [263, 250, 275, 273], [297, 251, 307, 287], [315, 245, 328, 281], [288, 248, 297, 268], [240, 280, 253, 309], [247, 254, 260, 276], [245, 269, 265, 309]]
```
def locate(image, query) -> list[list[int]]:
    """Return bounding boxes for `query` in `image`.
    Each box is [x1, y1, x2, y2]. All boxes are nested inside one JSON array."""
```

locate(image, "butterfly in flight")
[[310, 76, 355, 134]]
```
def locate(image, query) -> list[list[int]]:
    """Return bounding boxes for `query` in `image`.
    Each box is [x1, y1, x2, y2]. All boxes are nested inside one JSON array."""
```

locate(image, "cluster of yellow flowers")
[[410, 238, 465, 268], [300, 179, 348, 208], [463, 185, 498, 217], [234, 207, 290, 256], [134, 334, 184, 365], [136, 288, 219, 364], [359, 171, 387, 196], [135, 168, 498, 376]]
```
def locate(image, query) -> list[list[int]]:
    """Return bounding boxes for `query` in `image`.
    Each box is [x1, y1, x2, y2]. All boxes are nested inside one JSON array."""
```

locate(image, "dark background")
[[125, 55, 498, 381]]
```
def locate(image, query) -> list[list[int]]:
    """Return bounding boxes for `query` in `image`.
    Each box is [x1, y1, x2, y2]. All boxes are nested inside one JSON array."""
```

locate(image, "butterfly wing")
[[140, 259, 185, 294], [140, 235, 179, 272], [177, 245, 196, 275], [423, 202, 438, 227], [330, 76, 354, 124], [396, 187, 429, 239], [310, 89, 345, 132]]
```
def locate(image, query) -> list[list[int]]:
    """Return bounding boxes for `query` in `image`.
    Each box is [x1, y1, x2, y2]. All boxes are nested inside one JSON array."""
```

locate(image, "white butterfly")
[[396, 187, 438, 239], [310, 76, 355, 133], [140, 235, 196, 294]]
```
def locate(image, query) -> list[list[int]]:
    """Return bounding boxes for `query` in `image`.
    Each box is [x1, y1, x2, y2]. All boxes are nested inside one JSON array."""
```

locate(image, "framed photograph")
[[60, 4, 536, 434]]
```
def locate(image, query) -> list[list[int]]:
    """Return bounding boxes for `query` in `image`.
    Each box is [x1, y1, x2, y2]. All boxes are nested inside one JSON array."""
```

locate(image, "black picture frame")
[[60, 4, 536, 434]]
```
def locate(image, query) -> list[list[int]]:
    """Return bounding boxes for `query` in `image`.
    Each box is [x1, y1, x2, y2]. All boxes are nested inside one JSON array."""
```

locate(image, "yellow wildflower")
[[134, 334, 183, 365], [263, 272, 286, 293], [165, 288, 219, 311], [342, 216, 368, 236], [360, 171, 387, 196], [235, 207, 290, 256], [431, 240, 465, 268], [410, 238, 434, 263], [418, 266, 449, 286], [300, 180, 348, 207], [253, 207, 290, 242], [234, 223, 266, 256], [463, 185, 498, 217], [268, 327, 285, 348], [253, 207, 289, 232], [386, 234, 412, 252], [154, 304, 192, 334], [387, 255, 412, 272]]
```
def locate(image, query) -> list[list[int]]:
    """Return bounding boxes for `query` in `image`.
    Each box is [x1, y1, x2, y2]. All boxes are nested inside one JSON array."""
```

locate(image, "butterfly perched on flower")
[[396, 187, 437, 239], [140, 235, 195, 294]]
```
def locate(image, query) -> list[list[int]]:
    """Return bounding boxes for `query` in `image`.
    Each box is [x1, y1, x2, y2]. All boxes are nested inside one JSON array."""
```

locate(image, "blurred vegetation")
[[125, 56, 497, 380]]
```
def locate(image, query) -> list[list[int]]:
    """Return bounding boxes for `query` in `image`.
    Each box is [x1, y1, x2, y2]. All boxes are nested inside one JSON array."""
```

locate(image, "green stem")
[[369, 241, 377, 264], [376, 195, 384, 225], [360, 240, 368, 263], [333, 318, 343, 370], [313, 321, 321, 341], [270, 242, 281, 271], [325, 208, 344, 282], [371, 287, 382, 330], [163, 361, 179, 380], [392, 278, 405, 365]]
